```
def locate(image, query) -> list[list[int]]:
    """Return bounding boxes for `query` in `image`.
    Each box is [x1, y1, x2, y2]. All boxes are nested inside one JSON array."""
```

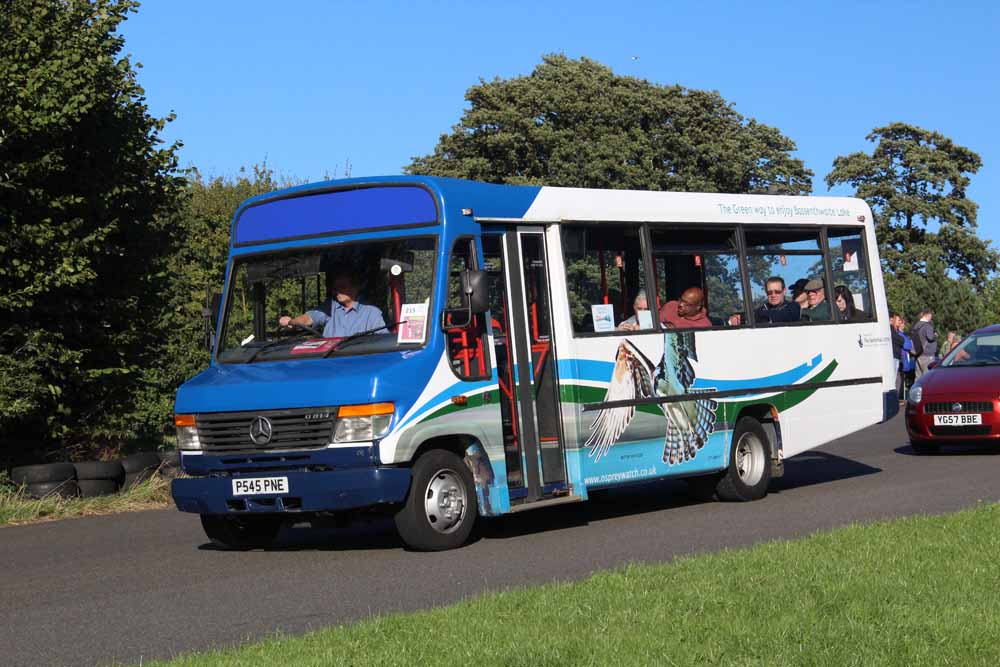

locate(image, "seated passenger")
[[755, 276, 801, 323], [834, 285, 865, 322], [618, 291, 650, 331], [800, 279, 831, 322], [279, 270, 386, 337], [659, 287, 711, 329], [791, 278, 809, 309]]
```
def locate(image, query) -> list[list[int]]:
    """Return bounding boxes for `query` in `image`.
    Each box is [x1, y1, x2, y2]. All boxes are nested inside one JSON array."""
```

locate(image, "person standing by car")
[[912, 310, 937, 379], [898, 316, 916, 399], [890, 313, 905, 398]]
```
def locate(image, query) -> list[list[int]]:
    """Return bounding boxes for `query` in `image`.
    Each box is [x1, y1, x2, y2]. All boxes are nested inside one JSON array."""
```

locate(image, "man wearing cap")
[[790, 278, 810, 310], [800, 278, 831, 322]]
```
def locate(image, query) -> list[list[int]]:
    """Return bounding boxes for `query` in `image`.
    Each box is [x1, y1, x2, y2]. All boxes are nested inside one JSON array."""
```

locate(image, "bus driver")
[[279, 270, 386, 338]]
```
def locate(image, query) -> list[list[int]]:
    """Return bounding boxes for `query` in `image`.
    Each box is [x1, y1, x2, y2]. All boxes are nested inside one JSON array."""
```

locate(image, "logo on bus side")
[[584, 333, 717, 466]]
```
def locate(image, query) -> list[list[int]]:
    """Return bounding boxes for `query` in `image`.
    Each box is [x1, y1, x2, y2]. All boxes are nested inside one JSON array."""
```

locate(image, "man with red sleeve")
[[659, 287, 712, 329]]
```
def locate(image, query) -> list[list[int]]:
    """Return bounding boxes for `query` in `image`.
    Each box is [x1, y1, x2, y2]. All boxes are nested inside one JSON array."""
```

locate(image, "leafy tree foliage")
[[826, 123, 998, 335], [0, 0, 182, 451], [134, 166, 280, 436], [408, 54, 813, 194], [826, 123, 995, 284]]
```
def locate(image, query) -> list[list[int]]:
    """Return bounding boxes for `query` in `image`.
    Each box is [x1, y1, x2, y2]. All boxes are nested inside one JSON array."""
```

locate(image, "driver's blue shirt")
[[307, 299, 386, 338]]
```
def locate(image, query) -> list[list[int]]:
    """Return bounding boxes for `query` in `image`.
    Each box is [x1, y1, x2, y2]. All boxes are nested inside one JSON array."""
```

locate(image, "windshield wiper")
[[323, 321, 403, 357], [950, 360, 1000, 367], [245, 333, 315, 363]]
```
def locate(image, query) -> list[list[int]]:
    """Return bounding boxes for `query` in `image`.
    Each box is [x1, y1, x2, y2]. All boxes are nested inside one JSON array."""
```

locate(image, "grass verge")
[[0, 472, 173, 526], [151, 502, 1000, 666]]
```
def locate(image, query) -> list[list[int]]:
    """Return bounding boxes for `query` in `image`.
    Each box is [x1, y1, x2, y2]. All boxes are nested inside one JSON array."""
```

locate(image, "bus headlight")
[[334, 403, 394, 443], [174, 414, 202, 450]]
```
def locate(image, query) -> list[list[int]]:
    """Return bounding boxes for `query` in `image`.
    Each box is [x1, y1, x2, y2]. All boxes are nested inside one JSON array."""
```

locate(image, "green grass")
[[152, 503, 1000, 666], [0, 471, 174, 526]]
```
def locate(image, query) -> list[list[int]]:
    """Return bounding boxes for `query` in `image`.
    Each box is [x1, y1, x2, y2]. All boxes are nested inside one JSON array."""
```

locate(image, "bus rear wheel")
[[715, 417, 772, 502], [200, 514, 282, 550], [394, 449, 478, 551]]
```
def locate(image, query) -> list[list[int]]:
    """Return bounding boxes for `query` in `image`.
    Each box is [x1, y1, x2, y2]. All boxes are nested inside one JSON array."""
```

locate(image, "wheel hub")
[[735, 432, 765, 486], [423, 469, 467, 534]]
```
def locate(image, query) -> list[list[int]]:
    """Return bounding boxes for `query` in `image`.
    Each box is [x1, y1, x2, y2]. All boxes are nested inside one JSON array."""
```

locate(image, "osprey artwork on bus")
[[169, 175, 899, 552], [584, 335, 717, 466]]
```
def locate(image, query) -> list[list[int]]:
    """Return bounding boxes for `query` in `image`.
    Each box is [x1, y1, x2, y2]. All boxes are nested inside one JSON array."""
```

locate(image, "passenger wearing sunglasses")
[[754, 276, 801, 323]]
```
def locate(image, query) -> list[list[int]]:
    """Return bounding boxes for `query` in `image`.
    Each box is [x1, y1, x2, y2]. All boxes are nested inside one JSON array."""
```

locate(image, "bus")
[[171, 176, 898, 551]]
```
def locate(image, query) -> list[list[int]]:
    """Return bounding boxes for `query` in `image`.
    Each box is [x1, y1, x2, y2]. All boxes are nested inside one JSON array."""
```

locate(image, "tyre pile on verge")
[[9, 452, 180, 499]]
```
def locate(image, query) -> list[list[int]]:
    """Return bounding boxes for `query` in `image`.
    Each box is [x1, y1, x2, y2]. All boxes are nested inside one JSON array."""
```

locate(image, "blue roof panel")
[[234, 184, 437, 246]]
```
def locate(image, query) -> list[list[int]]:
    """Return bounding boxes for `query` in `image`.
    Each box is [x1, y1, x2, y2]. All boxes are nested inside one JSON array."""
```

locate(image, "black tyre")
[[73, 460, 125, 482], [11, 463, 76, 486], [78, 479, 120, 497], [394, 449, 478, 551], [200, 514, 283, 550], [716, 417, 772, 502], [26, 480, 80, 499], [911, 440, 940, 455], [123, 470, 155, 489], [157, 450, 181, 478], [121, 452, 161, 475]]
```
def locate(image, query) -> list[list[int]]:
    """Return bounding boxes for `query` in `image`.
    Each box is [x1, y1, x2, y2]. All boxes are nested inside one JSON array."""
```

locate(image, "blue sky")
[[122, 1, 999, 243]]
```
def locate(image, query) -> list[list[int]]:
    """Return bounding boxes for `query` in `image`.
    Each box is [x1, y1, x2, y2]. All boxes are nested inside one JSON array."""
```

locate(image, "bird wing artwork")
[[656, 332, 718, 465], [584, 340, 657, 462]]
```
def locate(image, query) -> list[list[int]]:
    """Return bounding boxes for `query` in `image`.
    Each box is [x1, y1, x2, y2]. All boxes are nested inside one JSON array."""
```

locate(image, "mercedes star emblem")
[[249, 416, 273, 445]]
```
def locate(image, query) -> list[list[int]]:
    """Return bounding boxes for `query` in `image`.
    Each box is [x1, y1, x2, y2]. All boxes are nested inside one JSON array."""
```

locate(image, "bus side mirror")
[[463, 269, 488, 314], [442, 270, 488, 330]]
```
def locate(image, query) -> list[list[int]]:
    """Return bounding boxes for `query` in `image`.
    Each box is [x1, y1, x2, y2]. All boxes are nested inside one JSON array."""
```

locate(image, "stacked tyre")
[[10, 464, 79, 499], [157, 450, 181, 479], [73, 461, 125, 497], [120, 452, 162, 489]]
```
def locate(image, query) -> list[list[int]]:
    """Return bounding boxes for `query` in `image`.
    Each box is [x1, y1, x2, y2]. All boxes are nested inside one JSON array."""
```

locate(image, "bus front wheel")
[[394, 449, 478, 551], [716, 417, 772, 502]]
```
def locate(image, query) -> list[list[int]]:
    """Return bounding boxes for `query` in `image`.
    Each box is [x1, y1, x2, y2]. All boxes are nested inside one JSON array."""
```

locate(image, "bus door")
[[483, 228, 567, 504]]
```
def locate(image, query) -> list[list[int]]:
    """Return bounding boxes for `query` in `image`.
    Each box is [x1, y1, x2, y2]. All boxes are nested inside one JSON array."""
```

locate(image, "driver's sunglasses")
[[766, 289, 784, 295]]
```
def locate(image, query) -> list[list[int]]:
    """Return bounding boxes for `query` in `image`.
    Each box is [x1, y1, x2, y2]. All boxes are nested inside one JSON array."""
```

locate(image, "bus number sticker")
[[398, 302, 429, 344]]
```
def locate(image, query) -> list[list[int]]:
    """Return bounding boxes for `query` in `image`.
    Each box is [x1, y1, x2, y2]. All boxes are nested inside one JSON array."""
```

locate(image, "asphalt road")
[[2, 416, 999, 666]]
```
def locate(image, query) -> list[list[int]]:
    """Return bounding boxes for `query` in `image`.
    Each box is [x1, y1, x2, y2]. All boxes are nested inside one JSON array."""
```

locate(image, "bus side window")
[[444, 237, 492, 380], [649, 227, 745, 328], [826, 227, 873, 322], [744, 228, 824, 326], [561, 224, 648, 334]]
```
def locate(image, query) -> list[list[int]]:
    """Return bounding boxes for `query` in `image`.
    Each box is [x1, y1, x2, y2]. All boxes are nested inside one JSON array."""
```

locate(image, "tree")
[[0, 0, 183, 453], [826, 123, 996, 286], [407, 54, 813, 194], [826, 123, 998, 335], [134, 166, 280, 436]]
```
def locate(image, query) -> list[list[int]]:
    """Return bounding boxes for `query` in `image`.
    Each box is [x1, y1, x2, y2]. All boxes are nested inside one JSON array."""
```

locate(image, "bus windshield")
[[218, 237, 436, 363]]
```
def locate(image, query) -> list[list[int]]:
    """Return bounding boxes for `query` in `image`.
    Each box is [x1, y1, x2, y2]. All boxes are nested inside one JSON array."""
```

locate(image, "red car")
[[906, 324, 1000, 454]]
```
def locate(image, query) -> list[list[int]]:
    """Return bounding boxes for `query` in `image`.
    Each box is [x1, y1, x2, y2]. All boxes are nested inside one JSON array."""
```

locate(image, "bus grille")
[[924, 401, 994, 414], [196, 408, 337, 453]]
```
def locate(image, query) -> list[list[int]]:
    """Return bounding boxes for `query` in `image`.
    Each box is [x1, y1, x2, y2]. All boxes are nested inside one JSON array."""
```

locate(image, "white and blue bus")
[[171, 176, 898, 550]]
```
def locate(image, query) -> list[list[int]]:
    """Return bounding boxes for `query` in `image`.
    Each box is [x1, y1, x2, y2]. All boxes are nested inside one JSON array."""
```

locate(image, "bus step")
[[508, 495, 584, 513]]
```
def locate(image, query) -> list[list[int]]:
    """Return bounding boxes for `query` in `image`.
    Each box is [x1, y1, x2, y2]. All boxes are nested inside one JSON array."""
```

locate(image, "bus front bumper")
[[171, 466, 411, 515]]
